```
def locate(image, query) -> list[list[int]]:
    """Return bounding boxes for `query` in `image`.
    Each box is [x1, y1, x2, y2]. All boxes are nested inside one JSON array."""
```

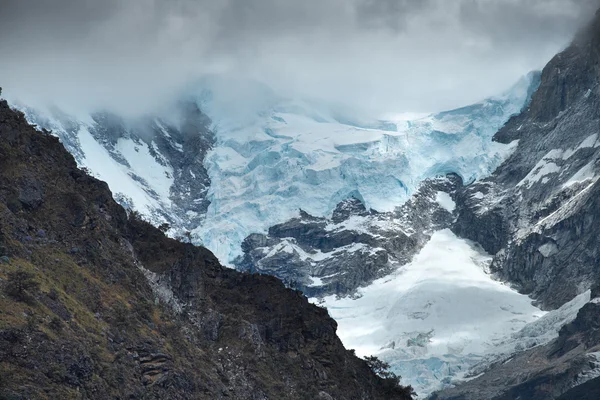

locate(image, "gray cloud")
[[459, 0, 600, 47], [0, 0, 118, 48], [357, 0, 434, 31], [0, 0, 597, 116]]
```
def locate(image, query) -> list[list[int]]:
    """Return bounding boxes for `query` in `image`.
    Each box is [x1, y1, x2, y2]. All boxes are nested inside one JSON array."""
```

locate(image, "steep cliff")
[[453, 9, 600, 310], [431, 9, 600, 399]]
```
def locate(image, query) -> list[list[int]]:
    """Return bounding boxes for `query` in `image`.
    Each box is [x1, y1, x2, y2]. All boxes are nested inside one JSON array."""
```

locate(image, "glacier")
[[192, 72, 541, 264]]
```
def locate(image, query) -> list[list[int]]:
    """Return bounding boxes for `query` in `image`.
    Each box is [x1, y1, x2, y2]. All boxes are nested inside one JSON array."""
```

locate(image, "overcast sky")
[[0, 0, 598, 116]]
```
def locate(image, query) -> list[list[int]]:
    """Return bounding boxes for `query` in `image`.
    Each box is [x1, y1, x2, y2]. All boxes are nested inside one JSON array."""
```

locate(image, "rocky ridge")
[[431, 9, 600, 399], [453, 9, 600, 310], [236, 175, 461, 298]]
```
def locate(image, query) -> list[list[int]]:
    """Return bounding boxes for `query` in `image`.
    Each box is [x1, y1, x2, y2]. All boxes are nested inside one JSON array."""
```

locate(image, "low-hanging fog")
[[0, 0, 598, 116]]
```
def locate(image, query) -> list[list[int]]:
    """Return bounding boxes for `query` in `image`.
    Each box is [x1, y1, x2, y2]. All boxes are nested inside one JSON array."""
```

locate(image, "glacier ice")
[[312, 230, 545, 396], [193, 72, 541, 264]]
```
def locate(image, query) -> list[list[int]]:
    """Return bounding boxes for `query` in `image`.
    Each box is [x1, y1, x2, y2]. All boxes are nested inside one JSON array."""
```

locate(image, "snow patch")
[[564, 161, 596, 188], [561, 134, 599, 160], [307, 276, 325, 287], [435, 192, 456, 212], [536, 179, 599, 232], [573, 352, 600, 388], [578, 134, 598, 150], [518, 152, 562, 189], [116, 138, 174, 201], [538, 242, 558, 258], [78, 127, 169, 216]]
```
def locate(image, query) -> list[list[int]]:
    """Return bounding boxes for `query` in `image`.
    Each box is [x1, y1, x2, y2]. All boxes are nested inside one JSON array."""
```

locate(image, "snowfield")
[[313, 230, 545, 395]]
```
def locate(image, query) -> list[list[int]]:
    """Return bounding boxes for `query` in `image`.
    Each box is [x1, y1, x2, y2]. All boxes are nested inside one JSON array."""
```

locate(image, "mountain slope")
[[6, 11, 599, 398], [0, 99, 413, 399], [16, 101, 215, 233], [453, 8, 600, 310], [16, 72, 540, 267], [235, 10, 600, 397], [9, 68, 544, 397], [430, 9, 600, 399]]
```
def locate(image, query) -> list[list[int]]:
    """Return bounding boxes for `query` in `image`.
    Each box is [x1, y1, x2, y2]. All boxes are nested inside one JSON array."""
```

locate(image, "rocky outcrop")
[[0, 100, 413, 399], [452, 10, 600, 310], [237, 175, 461, 298]]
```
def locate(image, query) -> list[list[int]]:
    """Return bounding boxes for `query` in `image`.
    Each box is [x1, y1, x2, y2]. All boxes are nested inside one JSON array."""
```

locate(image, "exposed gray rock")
[[452, 12, 600, 310], [331, 197, 377, 223], [237, 175, 462, 298], [18, 178, 44, 210], [433, 10, 600, 399]]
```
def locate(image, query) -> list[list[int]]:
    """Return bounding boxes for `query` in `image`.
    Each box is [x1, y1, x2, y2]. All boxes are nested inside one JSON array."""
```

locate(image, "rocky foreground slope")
[[0, 100, 413, 399]]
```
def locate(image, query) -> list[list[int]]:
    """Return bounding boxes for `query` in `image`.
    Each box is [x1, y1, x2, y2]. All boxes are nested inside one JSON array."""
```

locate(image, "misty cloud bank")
[[0, 0, 598, 115]]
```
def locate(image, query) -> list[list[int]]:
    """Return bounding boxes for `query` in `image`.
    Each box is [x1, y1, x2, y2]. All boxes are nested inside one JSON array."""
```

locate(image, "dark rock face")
[[237, 175, 461, 298], [432, 11, 600, 399], [451, 12, 600, 310], [0, 101, 413, 399], [556, 376, 600, 400], [331, 197, 376, 223], [17, 177, 45, 210]]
